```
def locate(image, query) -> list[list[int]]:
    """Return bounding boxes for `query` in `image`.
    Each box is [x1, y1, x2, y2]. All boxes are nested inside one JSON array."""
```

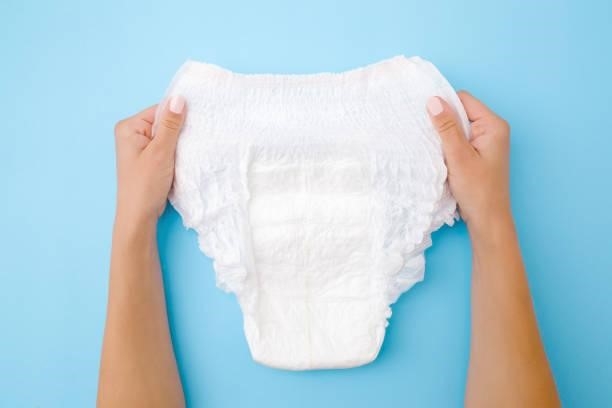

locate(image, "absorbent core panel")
[[156, 55, 470, 370]]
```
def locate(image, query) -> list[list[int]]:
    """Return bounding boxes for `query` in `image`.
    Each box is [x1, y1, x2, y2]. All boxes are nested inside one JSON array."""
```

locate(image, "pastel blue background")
[[1, 0, 611, 406]]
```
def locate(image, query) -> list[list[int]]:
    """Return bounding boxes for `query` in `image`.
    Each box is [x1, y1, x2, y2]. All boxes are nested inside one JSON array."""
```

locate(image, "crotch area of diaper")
[[240, 146, 389, 370]]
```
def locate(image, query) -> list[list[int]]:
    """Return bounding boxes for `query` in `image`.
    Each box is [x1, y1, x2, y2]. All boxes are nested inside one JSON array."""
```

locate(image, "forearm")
[[465, 211, 559, 407], [97, 214, 184, 408]]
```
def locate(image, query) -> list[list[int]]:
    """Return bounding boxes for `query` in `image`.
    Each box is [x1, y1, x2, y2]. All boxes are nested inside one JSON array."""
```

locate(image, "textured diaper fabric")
[[157, 55, 470, 370]]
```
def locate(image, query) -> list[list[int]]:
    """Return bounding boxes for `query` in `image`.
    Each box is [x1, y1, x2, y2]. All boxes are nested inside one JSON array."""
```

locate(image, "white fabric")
[[157, 55, 470, 370]]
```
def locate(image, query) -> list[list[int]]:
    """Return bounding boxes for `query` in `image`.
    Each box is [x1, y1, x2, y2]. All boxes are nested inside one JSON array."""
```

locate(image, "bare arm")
[[97, 96, 187, 408], [426, 92, 560, 407]]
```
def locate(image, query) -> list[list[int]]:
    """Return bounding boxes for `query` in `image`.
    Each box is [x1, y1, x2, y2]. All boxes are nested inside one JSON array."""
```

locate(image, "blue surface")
[[1, 0, 611, 406]]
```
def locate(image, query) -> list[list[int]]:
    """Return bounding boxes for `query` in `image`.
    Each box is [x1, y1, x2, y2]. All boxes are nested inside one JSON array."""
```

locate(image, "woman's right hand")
[[426, 91, 512, 231]]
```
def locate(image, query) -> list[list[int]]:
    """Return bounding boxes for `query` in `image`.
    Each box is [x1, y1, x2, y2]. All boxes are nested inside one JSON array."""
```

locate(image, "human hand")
[[426, 91, 511, 230], [113, 95, 186, 227]]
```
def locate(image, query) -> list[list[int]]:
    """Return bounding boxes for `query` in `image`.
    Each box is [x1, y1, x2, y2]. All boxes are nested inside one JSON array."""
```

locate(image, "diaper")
[[157, 55, 470, 370]]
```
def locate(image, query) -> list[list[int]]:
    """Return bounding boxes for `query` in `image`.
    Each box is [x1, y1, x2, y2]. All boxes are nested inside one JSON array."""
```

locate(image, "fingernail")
[[169, 95, 185, 114], [427, 96, 444, 116]]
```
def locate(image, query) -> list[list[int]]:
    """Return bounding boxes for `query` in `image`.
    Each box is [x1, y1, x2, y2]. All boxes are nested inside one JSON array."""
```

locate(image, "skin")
[[97, 91, 560, 407], [97, 97, 187, 408], [426, 92, 560, 407]]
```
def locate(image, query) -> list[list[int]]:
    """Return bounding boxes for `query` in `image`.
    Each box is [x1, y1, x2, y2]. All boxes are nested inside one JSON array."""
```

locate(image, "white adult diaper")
[[157, 55, 470, 370]]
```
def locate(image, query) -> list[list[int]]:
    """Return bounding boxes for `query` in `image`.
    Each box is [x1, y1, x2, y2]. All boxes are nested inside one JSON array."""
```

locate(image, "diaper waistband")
[[161, 55, 462, 101]]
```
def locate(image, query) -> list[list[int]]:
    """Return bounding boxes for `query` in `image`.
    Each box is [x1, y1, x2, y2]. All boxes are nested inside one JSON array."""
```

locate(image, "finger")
[[132, 104, 158, 139], [132, 104, 158, 123], [150, 95, 186, 152], [116, 104, 158, 140], [457, 91, 495, 122], [426, 96, 475, 166]]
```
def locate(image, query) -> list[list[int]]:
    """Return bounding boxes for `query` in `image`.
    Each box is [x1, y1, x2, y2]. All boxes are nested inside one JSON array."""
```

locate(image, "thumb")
[[426, 96, 474, 166], [151, 94, 186, 151]]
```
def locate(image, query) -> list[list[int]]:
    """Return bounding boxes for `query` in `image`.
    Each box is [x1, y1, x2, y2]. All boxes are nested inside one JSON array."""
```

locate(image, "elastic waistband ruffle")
[[161, 55, 459, 100]]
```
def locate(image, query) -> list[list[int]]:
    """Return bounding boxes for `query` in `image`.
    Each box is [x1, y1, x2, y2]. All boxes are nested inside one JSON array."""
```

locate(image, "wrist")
[[113, 208, 158, 248], [466, 206, 515, 243], [466, 209, 520, 264]]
